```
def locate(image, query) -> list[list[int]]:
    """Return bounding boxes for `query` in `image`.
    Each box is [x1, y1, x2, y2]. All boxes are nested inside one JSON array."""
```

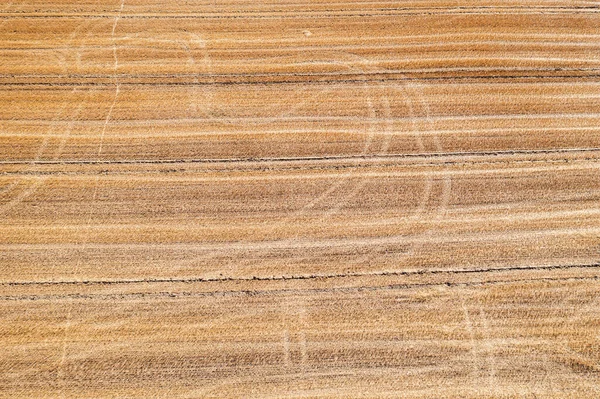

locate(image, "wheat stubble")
[[1, 1, 600, 398]]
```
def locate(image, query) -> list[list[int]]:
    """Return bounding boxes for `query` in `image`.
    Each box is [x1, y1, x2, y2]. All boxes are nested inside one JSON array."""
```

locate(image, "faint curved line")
[[57, 3, 125, 397], [174, 51, 376, 275], [315, 52, 441, 272], [97, 0, 124, 156]]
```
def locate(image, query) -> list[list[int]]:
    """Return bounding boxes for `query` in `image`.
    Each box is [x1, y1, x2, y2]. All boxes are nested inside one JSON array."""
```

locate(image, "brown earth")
[[1, 1, 599, 398]]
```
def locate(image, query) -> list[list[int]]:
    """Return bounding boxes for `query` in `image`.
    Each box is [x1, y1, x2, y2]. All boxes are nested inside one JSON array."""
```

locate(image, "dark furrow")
[[1, 148, 599, 166], [2, 157, 599, 177], [1, 275, 598, 301], [2, 6, 600, 15], [1, 43, 599, 51], [1, 10, 600, 19], [2, 262, 599, 287], [4, 67, 600, 78], [2, 74, 600, 87]]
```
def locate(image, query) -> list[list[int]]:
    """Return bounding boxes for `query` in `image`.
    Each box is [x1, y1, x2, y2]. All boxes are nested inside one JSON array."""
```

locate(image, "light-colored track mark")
[[97, 0, 124, 156]]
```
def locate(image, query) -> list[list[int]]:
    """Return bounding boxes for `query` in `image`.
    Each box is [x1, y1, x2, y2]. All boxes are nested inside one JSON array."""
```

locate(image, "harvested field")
[[1, 1, 600, 398]]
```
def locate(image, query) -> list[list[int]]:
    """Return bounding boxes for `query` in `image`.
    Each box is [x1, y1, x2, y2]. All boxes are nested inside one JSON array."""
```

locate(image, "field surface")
[[1, 1, 600, 398]]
